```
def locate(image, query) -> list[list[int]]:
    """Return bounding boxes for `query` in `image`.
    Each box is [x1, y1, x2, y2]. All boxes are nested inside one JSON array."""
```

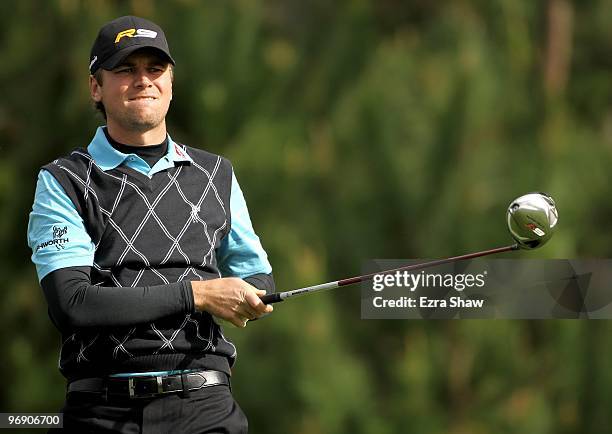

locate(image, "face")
[[90, 50, 173, 134]]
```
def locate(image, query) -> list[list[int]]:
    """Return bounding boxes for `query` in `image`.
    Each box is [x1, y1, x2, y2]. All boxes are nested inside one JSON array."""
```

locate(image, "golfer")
[[27, 15, 274, 433]]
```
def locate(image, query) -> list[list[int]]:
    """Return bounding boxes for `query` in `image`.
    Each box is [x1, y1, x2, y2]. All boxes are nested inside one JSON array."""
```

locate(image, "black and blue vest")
[[43, 145, 237, 381]]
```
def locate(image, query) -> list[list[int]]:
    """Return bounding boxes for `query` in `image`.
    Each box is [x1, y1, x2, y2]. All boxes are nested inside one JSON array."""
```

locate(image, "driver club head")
[[507, 192, 558, 249]]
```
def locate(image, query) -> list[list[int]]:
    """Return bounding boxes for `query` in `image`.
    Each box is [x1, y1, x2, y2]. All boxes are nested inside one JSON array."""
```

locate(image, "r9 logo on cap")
[[115, 28, 158, 43]]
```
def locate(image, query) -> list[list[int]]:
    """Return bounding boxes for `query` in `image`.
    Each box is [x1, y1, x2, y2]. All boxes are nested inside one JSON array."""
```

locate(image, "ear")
[[168, 65, 174, 101], [89, 74, 102, 102]]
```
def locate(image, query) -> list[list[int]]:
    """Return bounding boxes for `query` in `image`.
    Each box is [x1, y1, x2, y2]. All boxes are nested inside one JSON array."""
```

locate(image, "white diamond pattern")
[[111, 327, 136, 359], [54, 147, 235, 362]]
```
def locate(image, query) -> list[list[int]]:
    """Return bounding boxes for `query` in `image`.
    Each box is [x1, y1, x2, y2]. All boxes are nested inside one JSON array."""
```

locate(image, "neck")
[[105, 121, 167, 146]]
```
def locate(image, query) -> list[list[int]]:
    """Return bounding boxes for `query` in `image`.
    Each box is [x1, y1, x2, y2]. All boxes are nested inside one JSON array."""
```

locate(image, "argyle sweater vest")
[[43, 146, 237, 381]]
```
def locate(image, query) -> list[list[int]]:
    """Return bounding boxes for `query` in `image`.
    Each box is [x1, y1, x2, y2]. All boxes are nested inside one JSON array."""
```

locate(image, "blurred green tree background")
[[1, 0, 611, 433]]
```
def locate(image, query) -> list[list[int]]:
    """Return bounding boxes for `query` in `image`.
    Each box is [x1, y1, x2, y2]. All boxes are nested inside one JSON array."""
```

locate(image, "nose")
[[133, 70, 153, 88]]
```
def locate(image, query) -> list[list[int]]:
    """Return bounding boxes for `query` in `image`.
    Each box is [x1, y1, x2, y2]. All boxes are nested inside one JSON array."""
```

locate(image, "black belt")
[[67, 370, 229, 399]]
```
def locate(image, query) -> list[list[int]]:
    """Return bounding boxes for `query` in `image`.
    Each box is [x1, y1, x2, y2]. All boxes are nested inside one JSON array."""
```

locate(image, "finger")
[[250, 303, 273, 317], [258, 303, 273, 314], [251, 290, 274, 314], [254, 290, 274, 310], [238, 281, 265, 312], [231, 315, 249, 328], [245, 290, 269, 312], [236, 304, 259, 320], [256, 291, 274, 314]]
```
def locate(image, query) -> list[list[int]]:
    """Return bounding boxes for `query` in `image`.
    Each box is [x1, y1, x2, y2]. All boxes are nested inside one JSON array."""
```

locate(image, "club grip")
[[260, 293, 284, 304]]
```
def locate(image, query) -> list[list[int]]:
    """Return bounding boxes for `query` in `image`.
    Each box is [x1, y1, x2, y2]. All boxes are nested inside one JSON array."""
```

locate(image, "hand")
[[192, 278, 273, 327]]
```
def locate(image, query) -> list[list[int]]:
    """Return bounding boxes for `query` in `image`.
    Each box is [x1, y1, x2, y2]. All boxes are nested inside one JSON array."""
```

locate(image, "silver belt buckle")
[[156, 375, 164, 394], [127, 375, 164, 399], [128, 378, 135, 399]]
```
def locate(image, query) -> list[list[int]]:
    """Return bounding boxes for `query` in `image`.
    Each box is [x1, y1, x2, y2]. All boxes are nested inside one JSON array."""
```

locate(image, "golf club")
[[260, 192, 558, 304]]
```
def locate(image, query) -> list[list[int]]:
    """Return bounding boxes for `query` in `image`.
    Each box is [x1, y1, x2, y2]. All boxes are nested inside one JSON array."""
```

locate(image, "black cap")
[[89, 16, 175, 74]]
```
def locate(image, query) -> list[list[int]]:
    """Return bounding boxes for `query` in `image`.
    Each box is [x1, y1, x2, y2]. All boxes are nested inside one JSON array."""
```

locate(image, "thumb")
[[255, 289, 267, 297]]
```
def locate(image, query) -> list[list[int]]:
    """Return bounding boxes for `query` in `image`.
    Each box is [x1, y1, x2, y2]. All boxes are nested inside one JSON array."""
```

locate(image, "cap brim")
[[98, 45, 175, 72]]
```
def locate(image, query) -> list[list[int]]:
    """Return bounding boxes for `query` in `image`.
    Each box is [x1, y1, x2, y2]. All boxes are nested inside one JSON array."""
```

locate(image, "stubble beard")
[[119, 108, 167, 133]]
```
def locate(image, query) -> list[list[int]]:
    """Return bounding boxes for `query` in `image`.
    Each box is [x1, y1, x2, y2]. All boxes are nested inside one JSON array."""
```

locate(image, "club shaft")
[[260, 244, 518, 304]]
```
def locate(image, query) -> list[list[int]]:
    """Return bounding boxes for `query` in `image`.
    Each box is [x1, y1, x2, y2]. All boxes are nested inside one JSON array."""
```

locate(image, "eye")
[[115, 67, 133, 74]]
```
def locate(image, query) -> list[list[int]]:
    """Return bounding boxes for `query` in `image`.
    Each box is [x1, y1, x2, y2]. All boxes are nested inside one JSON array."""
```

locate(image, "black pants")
[[52, 384, 248, 433]]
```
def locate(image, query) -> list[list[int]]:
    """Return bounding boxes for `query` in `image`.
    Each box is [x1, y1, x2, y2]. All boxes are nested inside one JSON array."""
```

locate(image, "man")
[[27, 15, 273, 433]]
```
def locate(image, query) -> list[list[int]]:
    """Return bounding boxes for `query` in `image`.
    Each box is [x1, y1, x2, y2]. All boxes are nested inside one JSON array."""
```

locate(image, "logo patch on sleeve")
[[36, 226, 70, 251]]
